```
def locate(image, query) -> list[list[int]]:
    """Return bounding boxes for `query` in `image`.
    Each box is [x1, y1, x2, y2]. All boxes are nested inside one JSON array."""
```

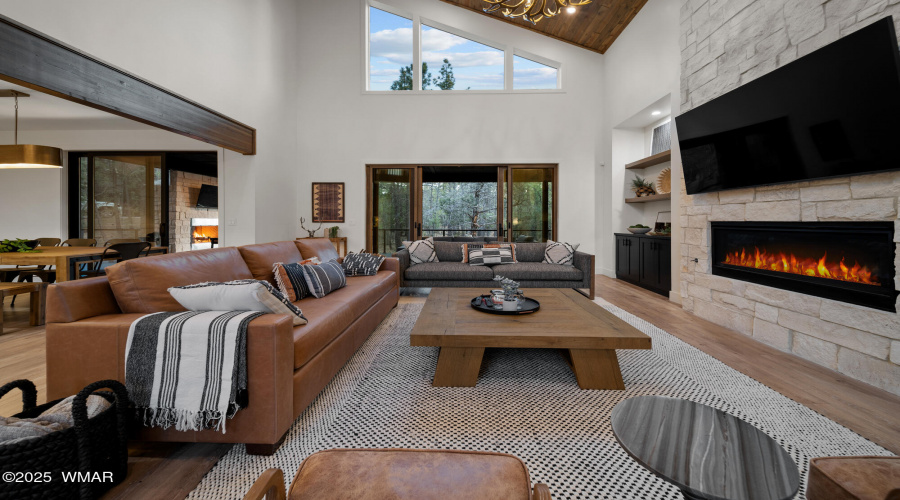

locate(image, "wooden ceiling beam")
[[0, 14, 256, 155]]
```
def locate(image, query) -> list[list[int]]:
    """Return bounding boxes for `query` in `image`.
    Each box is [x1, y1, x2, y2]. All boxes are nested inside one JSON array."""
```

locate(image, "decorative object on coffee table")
[[300, 217, 323, 238], [411, 288, 651, 389], [312, 182, 344, 223], [471, 294, 540, 315], [611, 395, 800, 500], [630, 174, 656, 197], [493, 275, 521, 310]]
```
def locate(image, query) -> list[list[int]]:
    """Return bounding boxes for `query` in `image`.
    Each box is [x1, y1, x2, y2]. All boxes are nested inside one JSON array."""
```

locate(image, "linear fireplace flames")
[[711, 222, 897, 312]]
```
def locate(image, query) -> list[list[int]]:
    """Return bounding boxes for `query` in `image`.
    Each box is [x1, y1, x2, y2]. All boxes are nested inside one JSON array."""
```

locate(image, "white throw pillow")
[[407, 237, 439, 265], [543, 240, 580, 266], [169, 279, 308, 325]]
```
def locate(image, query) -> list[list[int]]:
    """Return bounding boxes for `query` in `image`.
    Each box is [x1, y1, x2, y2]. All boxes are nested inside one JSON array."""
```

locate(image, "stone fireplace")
[[168, 170, 218, 253], [679, 0, 900, 394]]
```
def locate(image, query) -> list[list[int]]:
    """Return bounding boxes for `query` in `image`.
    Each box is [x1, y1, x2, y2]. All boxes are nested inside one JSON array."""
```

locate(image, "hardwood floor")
[[1, 279, 897, 498], [594, 275, 900, 455]]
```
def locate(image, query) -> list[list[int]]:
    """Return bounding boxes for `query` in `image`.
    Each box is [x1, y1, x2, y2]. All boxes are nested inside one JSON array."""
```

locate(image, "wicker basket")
[[633, 186, 657, 197], [0, 379, 129, 500]]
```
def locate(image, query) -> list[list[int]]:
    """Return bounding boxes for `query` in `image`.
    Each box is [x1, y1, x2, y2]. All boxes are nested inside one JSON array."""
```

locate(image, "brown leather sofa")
[[45, 239, 399, 455]]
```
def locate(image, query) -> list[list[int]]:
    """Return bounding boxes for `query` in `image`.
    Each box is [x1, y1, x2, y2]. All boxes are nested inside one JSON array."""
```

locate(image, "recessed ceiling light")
[[566, 6, 576, 14], [651, 110, 662, 116]]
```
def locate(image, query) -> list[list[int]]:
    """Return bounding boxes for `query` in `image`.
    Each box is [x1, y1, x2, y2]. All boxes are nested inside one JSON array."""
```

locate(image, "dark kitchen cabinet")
[[615, 234, 671, 296]]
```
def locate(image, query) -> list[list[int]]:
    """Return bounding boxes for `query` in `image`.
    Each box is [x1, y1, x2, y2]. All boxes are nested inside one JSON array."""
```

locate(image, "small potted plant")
[[0, 239, 37, 253], [631, 174, 657, 197], [493, 276, 521, 311]]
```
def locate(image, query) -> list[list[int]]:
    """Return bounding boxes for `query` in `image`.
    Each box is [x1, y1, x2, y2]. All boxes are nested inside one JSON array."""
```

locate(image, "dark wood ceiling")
[[439, 0, 648, 54]]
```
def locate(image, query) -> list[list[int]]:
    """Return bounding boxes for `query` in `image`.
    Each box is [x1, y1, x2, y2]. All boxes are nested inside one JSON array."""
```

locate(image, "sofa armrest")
[[392, 250, 410, 286], [47, 277, 121, 323], [573, 251, 595, 299], [380, 257, 400, 289]]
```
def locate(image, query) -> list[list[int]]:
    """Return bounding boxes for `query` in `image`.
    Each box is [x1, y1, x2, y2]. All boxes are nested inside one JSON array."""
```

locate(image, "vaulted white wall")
[[295, 0, 603, 253], [0, 0, 301, 246], [597, 0, 682, 296]]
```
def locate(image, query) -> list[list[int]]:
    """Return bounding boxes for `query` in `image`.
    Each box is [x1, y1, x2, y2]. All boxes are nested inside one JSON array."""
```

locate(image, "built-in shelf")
[[625, 150, 671, 170], [625, 192, 671, 204]]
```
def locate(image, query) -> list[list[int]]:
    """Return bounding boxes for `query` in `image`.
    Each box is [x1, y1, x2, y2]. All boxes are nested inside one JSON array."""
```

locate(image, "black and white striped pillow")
[[468, 247, 515, 266], [342, 251, 385, 276], [168, 279, 307, 325], [543, 240, 580, 266], [300, 260, 347, 298]]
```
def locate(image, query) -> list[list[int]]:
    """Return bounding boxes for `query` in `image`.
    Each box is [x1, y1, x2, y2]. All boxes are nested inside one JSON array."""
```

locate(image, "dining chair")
[[80, 242, 152, 278], [105, 238, 141, 246], [6, 239, 53, 306], [62, 238, 97, 247]]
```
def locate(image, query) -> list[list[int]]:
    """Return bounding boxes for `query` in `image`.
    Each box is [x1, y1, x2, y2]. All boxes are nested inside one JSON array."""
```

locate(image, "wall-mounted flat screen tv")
[[196, 184, 218, 209], [676, 16, 900, 195]]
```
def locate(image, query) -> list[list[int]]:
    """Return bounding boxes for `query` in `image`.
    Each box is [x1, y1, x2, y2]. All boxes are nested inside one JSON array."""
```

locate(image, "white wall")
[[0, 0, 301, 247], [295, 0, 604, 253], [0, 128, 210, 242], [598, 0, 682, 295]]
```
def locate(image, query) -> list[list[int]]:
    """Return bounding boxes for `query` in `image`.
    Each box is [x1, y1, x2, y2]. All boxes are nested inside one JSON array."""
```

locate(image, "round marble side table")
[[611, 396, 800, 500]]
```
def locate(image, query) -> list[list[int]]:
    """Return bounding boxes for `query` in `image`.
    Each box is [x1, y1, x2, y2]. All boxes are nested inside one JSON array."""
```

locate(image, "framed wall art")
[[312, 182, 345, 223]]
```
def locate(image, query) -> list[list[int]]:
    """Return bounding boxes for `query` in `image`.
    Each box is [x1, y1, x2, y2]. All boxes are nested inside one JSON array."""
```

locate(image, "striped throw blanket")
[[125, 311, 263, 433]]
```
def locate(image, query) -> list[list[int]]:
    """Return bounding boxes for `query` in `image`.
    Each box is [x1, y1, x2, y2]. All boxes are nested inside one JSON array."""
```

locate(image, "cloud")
[[422, 51, 503, 68], [421, 27, 468, 52]]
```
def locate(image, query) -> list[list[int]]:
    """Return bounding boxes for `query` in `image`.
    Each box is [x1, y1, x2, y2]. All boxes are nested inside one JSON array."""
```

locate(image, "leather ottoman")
[[807, 456, 900, 500], [244, 448, 552, 500]]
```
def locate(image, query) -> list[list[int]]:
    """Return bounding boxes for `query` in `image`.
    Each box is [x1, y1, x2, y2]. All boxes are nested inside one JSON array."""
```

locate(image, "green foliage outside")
[[391, 59, 456, 90]]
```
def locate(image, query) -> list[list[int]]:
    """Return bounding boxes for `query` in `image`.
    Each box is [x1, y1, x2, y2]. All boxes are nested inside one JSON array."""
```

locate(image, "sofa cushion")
[[404, 262, 494, 281], [433, 241, 464, 262], [238, 241, 304, 284], [491, 263, 583, 281], [295, 238, 340, 262], [292, 272, 396, 369], [468, 246, 515, 266], [543, 240, 580, 266], [512, 242, 547, 262], [408, 238, 438, 264], [106, 247, 254, 313]]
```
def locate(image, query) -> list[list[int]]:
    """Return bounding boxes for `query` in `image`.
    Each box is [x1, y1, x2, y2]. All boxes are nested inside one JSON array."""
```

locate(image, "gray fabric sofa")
[[394, 241, 595, 299]]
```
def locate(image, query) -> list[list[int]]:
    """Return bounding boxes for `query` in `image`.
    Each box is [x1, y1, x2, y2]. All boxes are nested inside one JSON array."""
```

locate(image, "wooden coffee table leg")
[[569, 349, 626, 390], [433, 347, 485, 387]]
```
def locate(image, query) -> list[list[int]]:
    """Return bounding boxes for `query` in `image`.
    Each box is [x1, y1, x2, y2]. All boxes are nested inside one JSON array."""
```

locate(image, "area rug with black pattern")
[[188, 300, 892, 500]]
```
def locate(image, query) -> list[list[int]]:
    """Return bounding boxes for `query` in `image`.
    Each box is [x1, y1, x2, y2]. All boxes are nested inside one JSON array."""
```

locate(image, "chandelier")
[[483, 0, 592, 25]]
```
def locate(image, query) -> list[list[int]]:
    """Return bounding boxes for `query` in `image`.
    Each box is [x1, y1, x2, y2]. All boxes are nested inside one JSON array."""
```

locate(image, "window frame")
[[364, 0, 564, 95]]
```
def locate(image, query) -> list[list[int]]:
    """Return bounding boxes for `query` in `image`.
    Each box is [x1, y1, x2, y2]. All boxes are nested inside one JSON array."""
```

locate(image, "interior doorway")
[[68, 151, 218, 251], [366, 164, 557, 255]]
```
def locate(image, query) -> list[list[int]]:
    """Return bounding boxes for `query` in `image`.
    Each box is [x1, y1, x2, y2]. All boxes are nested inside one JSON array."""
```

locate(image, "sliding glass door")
[[367, 164, 557, 254], [70, 153, 167, 246]]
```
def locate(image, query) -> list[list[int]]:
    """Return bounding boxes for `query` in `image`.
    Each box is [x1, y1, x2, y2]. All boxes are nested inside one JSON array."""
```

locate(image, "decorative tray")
[[470, 295, 540, 315]]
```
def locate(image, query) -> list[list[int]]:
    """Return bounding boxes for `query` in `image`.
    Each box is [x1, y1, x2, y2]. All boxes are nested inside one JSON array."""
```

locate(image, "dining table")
[[0, 245, 168, 282]]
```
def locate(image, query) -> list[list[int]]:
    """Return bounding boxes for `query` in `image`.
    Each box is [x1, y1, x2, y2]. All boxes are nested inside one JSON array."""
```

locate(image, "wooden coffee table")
[[410, 288, 651, 389]]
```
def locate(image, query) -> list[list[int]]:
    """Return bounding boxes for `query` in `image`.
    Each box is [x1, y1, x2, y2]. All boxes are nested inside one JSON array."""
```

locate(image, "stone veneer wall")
[[679, 0, 900, 395], [168, 171, 218, 253]]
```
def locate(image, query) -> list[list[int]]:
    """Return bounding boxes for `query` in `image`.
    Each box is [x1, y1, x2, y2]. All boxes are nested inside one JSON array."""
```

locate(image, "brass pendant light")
[[0, 90, 62, 169], [483, 0, 592, 25]]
